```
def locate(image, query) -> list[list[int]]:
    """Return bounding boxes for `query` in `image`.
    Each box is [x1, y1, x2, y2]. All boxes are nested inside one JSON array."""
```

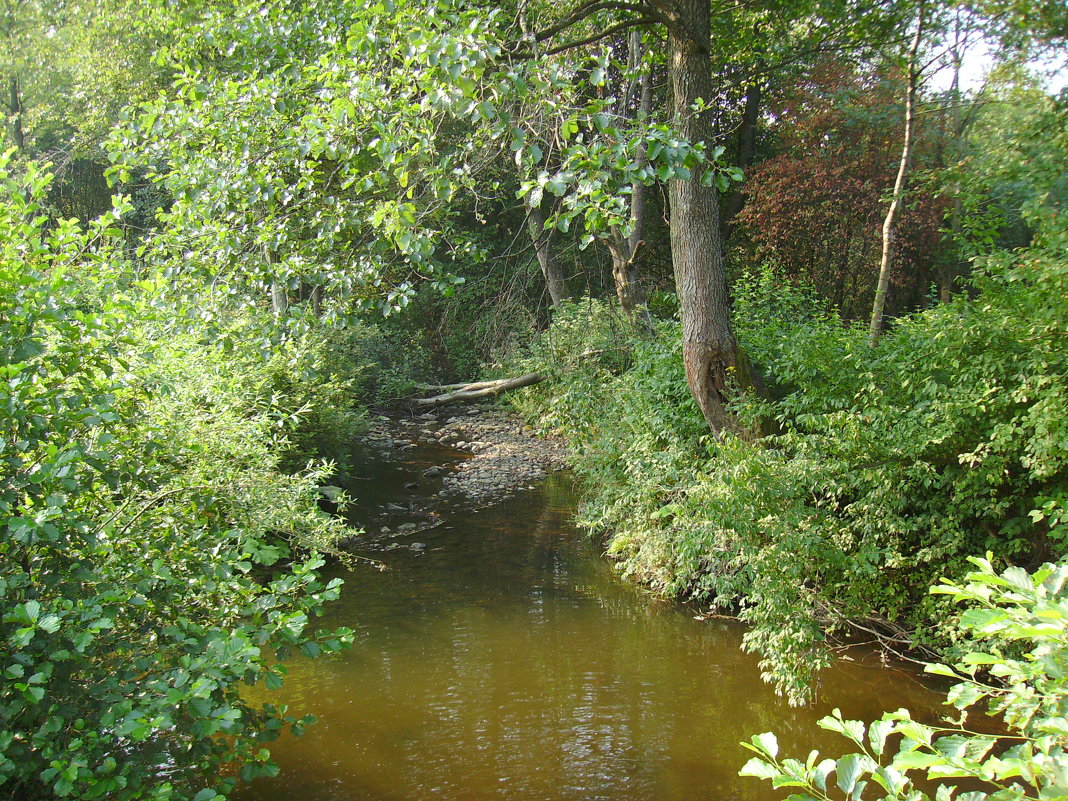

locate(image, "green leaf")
[[835, 754, 867, 795], [545, 176, 567, 196], [868, 719, 893, 756], [894, 751, 942, 770], [960, 652, 1000, 666], [924, 663, 958, 677], [739, 757, 780, 780], [756, 732, 779, 759]]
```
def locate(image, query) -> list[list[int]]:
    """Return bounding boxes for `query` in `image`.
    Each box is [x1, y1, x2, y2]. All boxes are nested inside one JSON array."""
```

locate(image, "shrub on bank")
[[0, 157, 355, 800], [742, 557, 1068, 800], [503, 220, 1068, 702]]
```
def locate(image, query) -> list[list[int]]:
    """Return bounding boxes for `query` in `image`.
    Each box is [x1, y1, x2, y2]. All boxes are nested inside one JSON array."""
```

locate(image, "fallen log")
[[413, 372, 544, 406], [415, 377, 520, 393]]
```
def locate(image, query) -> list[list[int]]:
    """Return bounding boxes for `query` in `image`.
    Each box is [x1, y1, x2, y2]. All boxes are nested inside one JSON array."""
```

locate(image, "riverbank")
[[494, 285, 1068, 702]]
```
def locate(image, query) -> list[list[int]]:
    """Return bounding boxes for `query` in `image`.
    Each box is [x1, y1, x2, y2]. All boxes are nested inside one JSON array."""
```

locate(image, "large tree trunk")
[[525, 197, 569, 307], [9, 75, 25, 150], [666, 0, 738, 432], [869, 6, 924, 346]]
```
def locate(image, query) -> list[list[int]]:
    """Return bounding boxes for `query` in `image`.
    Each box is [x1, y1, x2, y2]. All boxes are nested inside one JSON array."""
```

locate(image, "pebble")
[[356, 404, 569, 526]]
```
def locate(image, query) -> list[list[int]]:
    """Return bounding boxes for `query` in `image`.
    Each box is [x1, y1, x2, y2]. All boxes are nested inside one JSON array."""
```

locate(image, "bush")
[[142, 306, 373, 470], [0, 156, 354, 800], [741, 556, 1068, 800], [503, 230, 1068, 703]]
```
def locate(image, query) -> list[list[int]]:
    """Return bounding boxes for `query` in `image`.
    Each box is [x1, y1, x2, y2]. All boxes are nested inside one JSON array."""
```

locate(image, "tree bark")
[[9, 75, 25, 150], [869, 6, 924, 347], [265, 248, 288, 319], [665, 0, 738, 432], [940, 16, 966, 305], [525, 197, 569, 307], [606, 234, 647, 315]]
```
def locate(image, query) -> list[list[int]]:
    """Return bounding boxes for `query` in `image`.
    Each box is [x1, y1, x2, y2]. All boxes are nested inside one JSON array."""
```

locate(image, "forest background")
[[1, 0, 1067, 798]]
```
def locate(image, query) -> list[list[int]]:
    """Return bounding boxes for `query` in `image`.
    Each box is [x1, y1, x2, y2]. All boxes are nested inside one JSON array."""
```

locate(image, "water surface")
[[236, 445, 947, 801]]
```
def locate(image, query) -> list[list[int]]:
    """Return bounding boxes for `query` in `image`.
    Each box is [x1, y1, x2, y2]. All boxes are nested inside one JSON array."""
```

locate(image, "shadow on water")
[[235, 440, 950, 801]]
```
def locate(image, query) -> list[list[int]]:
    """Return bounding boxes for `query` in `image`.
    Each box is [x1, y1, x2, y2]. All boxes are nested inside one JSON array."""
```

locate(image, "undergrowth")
[[502, 219, 1068, 703]]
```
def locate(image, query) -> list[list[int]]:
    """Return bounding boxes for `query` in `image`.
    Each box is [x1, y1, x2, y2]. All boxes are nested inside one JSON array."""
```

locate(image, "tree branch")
[[533, 0, 651, 43], [521, 0, 682, 56], [541, 17, 662, 57]]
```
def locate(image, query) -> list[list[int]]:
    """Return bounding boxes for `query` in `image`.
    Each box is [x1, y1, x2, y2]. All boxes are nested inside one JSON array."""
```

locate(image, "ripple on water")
[[235, 451, 949, 801]]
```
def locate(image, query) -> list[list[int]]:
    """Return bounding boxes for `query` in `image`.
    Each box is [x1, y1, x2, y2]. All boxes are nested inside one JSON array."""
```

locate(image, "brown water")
[[234, 443, 948, 801]]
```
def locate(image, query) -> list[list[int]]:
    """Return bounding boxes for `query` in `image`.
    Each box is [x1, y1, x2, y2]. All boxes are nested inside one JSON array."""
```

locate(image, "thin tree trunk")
[[721, 74, 762, 242], [607, 31, 651, 318], [266, 248, 288, 319], [525, 197, 569, 307], [607, 234, 645, 315], [413, 373, 544, 406], [9, 75, 25, 150], [666, 0, 738, 431], [941, 18, 965, 305], [869, 7, 924, 346]]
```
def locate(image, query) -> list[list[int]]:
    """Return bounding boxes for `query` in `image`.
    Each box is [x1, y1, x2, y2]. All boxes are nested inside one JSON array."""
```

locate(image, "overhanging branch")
[[541, 16, 662, 56], [533, 0, 650, 43], [523, 0, 680, 56]]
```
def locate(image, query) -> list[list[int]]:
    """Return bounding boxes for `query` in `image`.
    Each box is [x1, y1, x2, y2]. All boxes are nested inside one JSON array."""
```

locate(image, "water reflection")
[[235, 469, 946, 801]]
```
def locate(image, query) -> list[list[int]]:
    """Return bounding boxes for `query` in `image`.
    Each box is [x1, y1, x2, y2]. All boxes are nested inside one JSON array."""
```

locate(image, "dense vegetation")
[[0, 155, 361, 799], [2, 0, 1066, 797], [742, 556, 1068, 800], [503, 200, 1067, 699]]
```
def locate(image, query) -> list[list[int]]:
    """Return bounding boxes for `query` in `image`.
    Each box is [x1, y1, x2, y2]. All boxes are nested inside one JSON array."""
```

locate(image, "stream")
[[234, 434, 948, 801]]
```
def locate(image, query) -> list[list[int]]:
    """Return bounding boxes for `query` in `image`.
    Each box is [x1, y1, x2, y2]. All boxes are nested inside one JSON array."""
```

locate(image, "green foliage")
[[713, 233, 1065, 697], [506, 215, 1068, 703], [102, 0, 748, 321], [127, 303, 371, 487], [503, 297, 696, 440], [740, 556, 1068, 801], [107, 0, 504, 311], [512, 52, 741, 246], [1, 0, 177, 155], [340, 316, 436, 407], [0, 154, 355, 800], [946, 73, 1068, 258]]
